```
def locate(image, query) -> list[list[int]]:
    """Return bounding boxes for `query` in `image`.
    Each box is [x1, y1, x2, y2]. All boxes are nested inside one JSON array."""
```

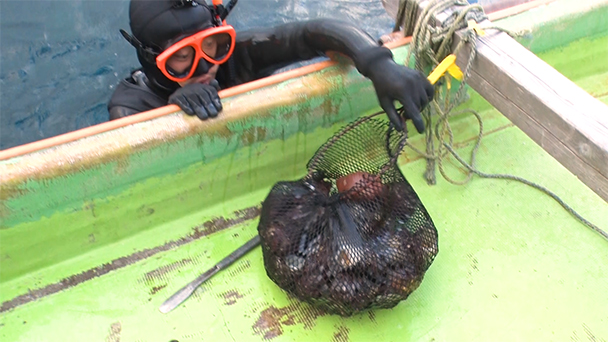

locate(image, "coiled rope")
[[393, 0, 608, 240]]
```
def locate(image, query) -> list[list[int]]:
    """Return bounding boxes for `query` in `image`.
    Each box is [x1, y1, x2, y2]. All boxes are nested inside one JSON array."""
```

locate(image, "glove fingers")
[[203, 102, 218, 118], [197, 91, 219, 118], [212, 96, 222, 114], [207, 103, 219, 118], [169, 83, 223, 120], [424, 80, 435, 102], [172, 96, 195, 116], [205, 89, 222, 118], [379, 97, 404, 132], [209, 79, 221, 91], [414, 70, 434, 104], [399, 96, 425, 134], [193, 104, 209, 120]]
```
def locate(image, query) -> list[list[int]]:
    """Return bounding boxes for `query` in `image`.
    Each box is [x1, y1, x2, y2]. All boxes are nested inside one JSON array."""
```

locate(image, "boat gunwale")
[[0, 0, 560, 161]]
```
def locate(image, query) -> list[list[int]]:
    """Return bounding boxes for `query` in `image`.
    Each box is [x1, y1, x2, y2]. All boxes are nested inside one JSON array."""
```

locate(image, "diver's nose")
[[192, 58, 211, 77]]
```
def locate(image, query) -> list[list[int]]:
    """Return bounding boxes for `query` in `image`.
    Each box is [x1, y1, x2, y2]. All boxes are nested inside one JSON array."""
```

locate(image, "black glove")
[[357, 47, 435, 133], [168, 81, 222, 120]]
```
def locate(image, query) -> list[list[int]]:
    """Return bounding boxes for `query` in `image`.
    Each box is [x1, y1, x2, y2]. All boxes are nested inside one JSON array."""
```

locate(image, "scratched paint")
[[252, 303, 328, 339], [0, 69, 383, 302], [220, 290, 245, 306]]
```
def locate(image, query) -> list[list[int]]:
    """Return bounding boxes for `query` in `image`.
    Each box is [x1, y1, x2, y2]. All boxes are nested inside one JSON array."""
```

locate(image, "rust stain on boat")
[[194, 206, 260, 237], [0, 205, 261, 313], [220, 290, 244, 305], [241, 126, 268, 145], [226, 260, 252, 278], [252, 303, 328, 340], [332, 324, 350, 342], [105, 321, 122, 342], [0, 185, 29, 224], [150, 284, 167, 296]]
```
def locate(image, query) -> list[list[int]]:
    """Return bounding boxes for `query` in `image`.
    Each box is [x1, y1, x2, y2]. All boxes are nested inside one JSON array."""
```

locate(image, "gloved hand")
[[168, 81, 222, 120], [357, 47, 435, 133]]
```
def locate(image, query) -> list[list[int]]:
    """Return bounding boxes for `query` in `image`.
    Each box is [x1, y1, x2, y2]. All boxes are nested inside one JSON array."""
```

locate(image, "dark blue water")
[[0, 0, 505, 150]]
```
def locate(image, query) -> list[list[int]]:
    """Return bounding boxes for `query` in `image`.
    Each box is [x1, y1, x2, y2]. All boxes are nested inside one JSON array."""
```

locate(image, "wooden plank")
[[413, 0, 608, 202], [452, 29, 608, 202]]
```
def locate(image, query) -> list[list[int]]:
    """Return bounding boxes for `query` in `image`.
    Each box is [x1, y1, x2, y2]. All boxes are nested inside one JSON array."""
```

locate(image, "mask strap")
[[119, 29, 159, 64]]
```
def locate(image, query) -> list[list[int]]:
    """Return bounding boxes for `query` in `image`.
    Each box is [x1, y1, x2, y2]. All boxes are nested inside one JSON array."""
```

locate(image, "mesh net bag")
[[257, 113, 439, 316]]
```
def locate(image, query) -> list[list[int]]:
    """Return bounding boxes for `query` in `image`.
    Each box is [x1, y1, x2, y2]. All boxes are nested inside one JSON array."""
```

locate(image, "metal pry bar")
[[159, 234, 261, 314]]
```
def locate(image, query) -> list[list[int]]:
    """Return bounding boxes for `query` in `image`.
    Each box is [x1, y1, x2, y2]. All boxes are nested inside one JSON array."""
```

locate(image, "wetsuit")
[[108, 19, 391, 120], [109, 0, 433, 132]]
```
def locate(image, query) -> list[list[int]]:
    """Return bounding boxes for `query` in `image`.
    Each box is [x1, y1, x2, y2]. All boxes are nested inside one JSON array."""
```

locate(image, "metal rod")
[[159, 234, 261, 314]]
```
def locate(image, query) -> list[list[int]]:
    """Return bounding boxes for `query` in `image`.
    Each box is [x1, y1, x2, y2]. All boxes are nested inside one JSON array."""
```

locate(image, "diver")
[[108, 0, 434, 132]]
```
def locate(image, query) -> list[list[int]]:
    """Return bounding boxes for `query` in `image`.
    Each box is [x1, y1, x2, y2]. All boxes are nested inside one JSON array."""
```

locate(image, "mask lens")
[[201, 32, 233, 62], [165, 46, 196, 79]]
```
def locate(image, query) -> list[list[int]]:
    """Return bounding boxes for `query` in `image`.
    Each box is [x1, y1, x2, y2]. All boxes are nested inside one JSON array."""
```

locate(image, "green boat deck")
[[1, 2, 607, 341]]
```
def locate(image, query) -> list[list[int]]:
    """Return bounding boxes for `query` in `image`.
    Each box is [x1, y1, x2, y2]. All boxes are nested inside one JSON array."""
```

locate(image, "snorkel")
[[211, 0, 238, 25]]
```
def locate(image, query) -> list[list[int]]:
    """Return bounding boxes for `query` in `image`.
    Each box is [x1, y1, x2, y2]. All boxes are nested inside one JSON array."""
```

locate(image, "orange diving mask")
[[156, 25, 236, 82]]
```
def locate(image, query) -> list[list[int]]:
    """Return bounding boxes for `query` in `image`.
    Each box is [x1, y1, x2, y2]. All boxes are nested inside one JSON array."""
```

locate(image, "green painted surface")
[[1, 2, 608, 341], [0, 62, 381, 289], [0, 66, 375, 229], [501, 0, 608, 53]]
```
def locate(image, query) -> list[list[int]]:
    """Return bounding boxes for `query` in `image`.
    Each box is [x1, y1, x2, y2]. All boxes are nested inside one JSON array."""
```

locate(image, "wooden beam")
[[453, 29, 608, 201], [414, 1, 608, 202]]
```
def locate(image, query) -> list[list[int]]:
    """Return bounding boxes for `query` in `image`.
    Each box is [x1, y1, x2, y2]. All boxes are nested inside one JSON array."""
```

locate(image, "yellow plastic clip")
[[427, 54, 464, 85], [467, 19, 486, 36]]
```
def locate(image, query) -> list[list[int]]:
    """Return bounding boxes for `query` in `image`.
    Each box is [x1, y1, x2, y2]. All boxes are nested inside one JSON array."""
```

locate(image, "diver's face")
[[166, 36, 221, 86]]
